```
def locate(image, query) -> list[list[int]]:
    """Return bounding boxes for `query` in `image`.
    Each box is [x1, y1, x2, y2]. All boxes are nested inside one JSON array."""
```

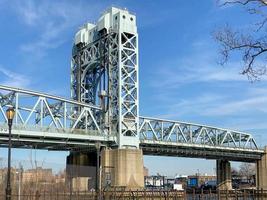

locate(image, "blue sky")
[[0, 0, 266, 176]]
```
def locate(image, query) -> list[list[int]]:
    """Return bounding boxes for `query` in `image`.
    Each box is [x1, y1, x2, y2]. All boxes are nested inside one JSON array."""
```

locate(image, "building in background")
[[187, 175, 216, 188], [22, 167, 53, 184]]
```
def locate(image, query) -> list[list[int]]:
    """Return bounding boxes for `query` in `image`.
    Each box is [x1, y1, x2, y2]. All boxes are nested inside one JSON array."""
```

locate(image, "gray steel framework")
[[71, 29, 139, 148], [0, 85, 114, 151], [139, 116, 258, 149], [0, 7, 264, 162], [140, 142, 262, 162], [0, 85, 264, 160]]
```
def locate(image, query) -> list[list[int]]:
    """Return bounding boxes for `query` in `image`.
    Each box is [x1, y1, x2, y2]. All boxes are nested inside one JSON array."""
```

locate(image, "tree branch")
[[214, 26, 267, 80], [220, 0, 267, 6]]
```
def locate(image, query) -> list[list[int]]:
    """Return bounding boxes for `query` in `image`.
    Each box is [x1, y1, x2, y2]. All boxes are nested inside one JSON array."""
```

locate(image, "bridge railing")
[[139, 116, 258, 150], [0, 85, 105, 136]]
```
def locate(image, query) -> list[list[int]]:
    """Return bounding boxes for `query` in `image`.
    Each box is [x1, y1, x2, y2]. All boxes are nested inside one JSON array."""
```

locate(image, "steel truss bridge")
[[0, 85, 263, 162], [0, 7, 264, 163]]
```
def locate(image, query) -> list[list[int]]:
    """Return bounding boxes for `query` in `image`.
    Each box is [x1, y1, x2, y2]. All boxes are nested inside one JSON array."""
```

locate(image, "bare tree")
[[231, 167, 239, 176], [239, 163, 255, 183], [214, 0, 267, 81], [28, 149, 46, 193]]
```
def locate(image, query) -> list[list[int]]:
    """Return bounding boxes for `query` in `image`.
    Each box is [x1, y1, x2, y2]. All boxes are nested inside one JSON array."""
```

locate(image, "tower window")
[[123, 15, 126, 19]]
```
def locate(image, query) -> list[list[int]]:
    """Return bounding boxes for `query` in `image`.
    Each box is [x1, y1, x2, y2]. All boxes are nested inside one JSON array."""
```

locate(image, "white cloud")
[[157, 86, 267, 117], [11, 0, 103, 57], [146, 41, 267, 133], [150, 58, 250, 90], [16, 1, 39, 26], [151, 85, 267, 133], [149, 39, 267, 91], [205, 95, 267, 116], [0, 65, 30, 88], [155, 93, 227, 119], [223, 117, 267, 131]]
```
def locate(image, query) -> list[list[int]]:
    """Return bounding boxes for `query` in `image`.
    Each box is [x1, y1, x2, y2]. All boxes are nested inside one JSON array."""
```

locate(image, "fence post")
[[144, 190, 146, 200], [163, 191, 166, 200]]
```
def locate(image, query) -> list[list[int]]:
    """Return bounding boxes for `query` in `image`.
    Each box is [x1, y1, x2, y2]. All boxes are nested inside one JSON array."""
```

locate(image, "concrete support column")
[[256, 146, 267, 189], [216, 160, 232, 190], [101, 148, 144, 189], [66, 152, 97, 191]]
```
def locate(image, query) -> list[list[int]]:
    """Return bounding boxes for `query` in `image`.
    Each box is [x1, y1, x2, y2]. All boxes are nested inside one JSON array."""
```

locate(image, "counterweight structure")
[[71, 7, 139, 148]]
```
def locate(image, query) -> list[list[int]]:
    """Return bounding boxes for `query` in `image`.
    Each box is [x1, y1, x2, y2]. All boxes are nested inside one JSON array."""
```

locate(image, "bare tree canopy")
[[214, 0, 267, 81], [239, 163, 255, 183]]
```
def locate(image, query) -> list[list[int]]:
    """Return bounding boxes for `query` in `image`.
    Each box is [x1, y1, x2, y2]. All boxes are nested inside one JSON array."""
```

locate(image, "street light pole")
[[5, 107, 15, 200]]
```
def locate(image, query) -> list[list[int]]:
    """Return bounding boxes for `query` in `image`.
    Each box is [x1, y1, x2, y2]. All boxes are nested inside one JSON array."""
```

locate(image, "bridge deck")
[[0, 124, 263, 162], [0, 125, 115, 151], [140, 140, 264, 162]]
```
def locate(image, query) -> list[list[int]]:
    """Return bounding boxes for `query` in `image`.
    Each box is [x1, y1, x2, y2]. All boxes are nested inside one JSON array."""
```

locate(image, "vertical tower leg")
[[216, 160, 232, 190], [256, 146, 267, 189]]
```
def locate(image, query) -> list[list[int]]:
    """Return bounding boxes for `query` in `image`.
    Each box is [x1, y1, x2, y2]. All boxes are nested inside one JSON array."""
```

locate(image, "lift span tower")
[[0, 7, 266, 190], [71, 7, 139, 148]]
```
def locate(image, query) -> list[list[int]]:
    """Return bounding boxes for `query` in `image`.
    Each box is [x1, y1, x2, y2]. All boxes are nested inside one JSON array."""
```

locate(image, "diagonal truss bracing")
[[0, 85, 262, 156], [0, 85, 103, 136], [139, 116, 259, 149], [71, 29, 139, 148]]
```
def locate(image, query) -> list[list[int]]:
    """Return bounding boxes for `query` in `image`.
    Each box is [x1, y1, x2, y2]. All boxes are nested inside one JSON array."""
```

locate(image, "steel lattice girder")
[[71, 30, 140, 148], [0, 85, 263, 160], [71, 32, 119, 138], [139, 116, 259, 150], [0, 85, 103, 136]]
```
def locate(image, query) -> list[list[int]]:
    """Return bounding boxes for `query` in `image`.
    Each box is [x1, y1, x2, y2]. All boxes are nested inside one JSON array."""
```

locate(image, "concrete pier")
[[66, 152, 97, 191], [256, 146, 267, 189], [101, 148, 144, 189], [216, 160, 232, 190]]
